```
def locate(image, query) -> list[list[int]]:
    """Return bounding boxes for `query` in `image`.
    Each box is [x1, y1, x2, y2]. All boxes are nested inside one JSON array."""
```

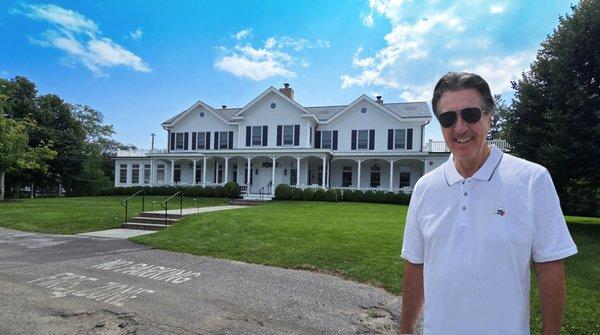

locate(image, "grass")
[[0, 196, 229, 234], [131, 201, 600, 334]]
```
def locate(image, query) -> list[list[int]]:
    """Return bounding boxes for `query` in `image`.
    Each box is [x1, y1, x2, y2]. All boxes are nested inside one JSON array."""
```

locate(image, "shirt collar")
[[444, 145, 503, 185]]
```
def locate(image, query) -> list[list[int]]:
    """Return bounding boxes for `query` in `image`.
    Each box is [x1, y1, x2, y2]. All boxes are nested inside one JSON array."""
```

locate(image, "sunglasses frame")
[[438, 107, 485, 128]]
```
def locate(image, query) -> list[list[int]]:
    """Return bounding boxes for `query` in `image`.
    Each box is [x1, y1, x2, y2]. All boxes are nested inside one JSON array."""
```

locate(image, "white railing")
[[424, 139, 510, 152], [116, 148, 168, 157], [292, 185, 412, 194]]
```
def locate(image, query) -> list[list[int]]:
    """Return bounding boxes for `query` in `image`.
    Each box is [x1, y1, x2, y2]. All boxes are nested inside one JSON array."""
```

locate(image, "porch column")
[[150, 159, 155, 186], [271, 156, 277, 196], [192, 160, 197, 185], [247, 156, 252, 192], [296, 156, 301, 186], [388, 158, 397, 191], [224, 156, 229, 184], [202, 156, 207, 186], [170, 159, 175, 185], [321, 156, 326, 187], [356, 159, 363, 188]]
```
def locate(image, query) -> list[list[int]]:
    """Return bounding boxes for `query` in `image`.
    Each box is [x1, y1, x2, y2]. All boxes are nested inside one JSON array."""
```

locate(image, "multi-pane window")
[[143, 164, 151, 184], [196, 132, 206, 149], [131, 164, 140, 184], [175, 133, 185, 150], [357, 130, 369, 149], [195, 166, 202, 184], [252, 126, 262, 146], [400, 172, 410, 188], [290, 169, 297, 185], [321, 130, 332, 149], [119, 164, 127, 183], [394, 129, 407, 149], [283, 125, 294, 145], [370, 165, 380, 188], [219, 131, 229, 149], [174, 164, 181, 183], [156, 164, 165, 183]]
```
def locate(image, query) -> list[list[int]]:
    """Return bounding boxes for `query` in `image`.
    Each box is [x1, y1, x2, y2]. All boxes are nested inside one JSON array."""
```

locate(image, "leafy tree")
[[488, 94, 509, 140], [0, 115, 55, 201], [505, 0, 599, 216]]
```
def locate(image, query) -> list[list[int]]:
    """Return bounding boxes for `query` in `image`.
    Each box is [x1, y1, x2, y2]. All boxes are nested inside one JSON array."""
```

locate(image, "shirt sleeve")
[[401, 182, 425, 264], [531, 169, 578, 263]]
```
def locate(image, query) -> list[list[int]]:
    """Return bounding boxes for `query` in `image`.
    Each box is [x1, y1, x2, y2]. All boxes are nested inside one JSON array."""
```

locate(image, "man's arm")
[[400, 260, 424, 334], [534, 260, 566, 335]]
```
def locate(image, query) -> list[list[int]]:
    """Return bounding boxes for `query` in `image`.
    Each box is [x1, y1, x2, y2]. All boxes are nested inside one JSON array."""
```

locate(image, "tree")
[[505, 0, 600, 216], [488, 94, 510, 140], [0, 116, 55, 201]]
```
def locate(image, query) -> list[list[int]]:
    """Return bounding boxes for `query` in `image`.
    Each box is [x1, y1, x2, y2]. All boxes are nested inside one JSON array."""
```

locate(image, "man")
[[400, 72, 578, 334]]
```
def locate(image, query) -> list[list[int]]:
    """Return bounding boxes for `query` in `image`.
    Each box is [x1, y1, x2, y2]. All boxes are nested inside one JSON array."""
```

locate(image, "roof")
[[162, 97, 430, 126]]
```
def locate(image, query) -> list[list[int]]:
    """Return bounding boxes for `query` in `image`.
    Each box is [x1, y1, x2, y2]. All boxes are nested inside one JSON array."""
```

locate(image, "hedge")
[[274, 186, 410, 205], [98, 185, 229, 198]]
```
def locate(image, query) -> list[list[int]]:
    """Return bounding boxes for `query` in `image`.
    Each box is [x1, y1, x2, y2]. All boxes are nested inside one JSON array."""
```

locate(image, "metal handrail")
[[120, 189, 145, 223], [258, 186, 264, 204], [160, 192, 183, 225]]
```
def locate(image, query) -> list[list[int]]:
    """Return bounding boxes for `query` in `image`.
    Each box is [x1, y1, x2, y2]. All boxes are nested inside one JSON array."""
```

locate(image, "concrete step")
[[230, 199, 265, 206], [130, 216, 179, 224], [122, 222, 169, 231], [138, 212, 184, 219], [243, 195, 274, 201]]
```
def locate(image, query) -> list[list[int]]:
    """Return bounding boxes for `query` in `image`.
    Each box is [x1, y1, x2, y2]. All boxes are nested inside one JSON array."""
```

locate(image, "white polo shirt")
[[401, 146, 577, 335]]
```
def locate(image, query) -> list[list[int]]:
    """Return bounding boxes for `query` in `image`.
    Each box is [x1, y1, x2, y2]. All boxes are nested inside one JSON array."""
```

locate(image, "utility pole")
[[150, 133, 156, 151]]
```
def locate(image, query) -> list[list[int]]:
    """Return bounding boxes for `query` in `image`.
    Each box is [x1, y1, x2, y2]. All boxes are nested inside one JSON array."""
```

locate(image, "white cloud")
[[469, 52, 533, 94], [233, 28, 252, 40], [13, 3, 150, 76], [490, 5, 505, 14], [361, 11, 374, 27], [129, 27, 143, 40], [215, 33, 328, 81]]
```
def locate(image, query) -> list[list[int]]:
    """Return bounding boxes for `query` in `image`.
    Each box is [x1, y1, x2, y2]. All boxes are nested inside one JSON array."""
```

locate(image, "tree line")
[[0, 76, 135, 200]]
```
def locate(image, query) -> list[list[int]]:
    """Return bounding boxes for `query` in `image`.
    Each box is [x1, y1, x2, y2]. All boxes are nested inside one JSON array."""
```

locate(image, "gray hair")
[[431, 72, 495, 117]]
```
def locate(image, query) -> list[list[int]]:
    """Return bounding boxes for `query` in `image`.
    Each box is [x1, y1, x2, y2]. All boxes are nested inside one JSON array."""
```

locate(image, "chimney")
[[279, 83, 294, 100], [376, 96, 383, 104], [221, 105, 227, 109]]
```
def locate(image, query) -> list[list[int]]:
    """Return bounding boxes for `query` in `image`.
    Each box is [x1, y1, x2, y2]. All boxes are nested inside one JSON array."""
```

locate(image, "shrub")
[[352, 190, 364, 202], [314, 188, 327, 201], [363, 190, 375, 203], [385, 191, 397, 204], [341, 190, 353, 202], [291, 187, 304, 200], [223, 182, 241, 198], [326, 189, 339, 202], [394, 192, 411, 205], [275, 184, 292, 200], [213, 186, 224, 197], [302, 188, 315, 201], [373, 191, 387, 203], [203, 186, 214, 197]]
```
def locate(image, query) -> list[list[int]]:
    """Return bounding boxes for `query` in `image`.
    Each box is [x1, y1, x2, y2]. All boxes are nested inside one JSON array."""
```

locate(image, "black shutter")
[[294, 125, 300, 146], [277, 125, 282, 146], [205, 132, 210, 150], [369, 130, 375, 150], [315, 131, 321, 149], [262, 126, 268, 146], [246, 126, 251, 146], [214, 132, 219, 150], [332, 130, 338, 150], [228, 131, 233, 149], [407, 129, 413, 150], [184, 132, 189, 150], [192, 132, 197, 150], [388, 129, 393, 150], [170, 132, 175, 151], [351, 130, 357, 150]]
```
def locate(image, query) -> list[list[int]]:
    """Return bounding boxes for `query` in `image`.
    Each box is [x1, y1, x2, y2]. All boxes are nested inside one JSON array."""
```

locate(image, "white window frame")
[[175, 133, 185, 150], [219, 131, 229, 149], [356, 129, 369, 150], [283, 125, 294, 146], [196, 132, 206, 149], [251, 126, 263, 146], [143, 164, 151, 184], [394, 129, 407, 150], [156, 164, 165, 183], [119, 164, 127, 184], [321, 130, 332, 149], [131, 164, 140, 184], [399, 171, 411, 188]]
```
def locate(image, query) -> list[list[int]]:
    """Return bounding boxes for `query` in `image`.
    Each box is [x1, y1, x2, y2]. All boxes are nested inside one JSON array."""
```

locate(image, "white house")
[[113, 84, 508, 198]]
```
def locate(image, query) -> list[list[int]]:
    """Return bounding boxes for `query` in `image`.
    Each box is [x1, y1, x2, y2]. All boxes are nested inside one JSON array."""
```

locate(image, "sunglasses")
[[438, 107, 484, 128]]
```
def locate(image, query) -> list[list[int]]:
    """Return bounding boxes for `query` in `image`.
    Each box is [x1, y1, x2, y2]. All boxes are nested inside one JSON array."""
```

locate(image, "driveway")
[[0, 227, 401, 334]]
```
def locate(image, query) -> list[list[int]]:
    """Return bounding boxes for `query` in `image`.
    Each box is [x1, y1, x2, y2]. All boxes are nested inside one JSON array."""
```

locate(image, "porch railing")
[[424, 139, 509, 152]]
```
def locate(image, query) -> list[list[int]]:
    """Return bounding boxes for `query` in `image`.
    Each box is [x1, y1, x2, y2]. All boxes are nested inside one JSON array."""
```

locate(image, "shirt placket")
[[457, 178, 473, 226]]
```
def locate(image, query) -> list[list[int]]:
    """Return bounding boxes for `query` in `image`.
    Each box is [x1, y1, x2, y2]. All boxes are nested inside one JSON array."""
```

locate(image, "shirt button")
[[462, 206, 466, 210], [464, 192, 468, 196]]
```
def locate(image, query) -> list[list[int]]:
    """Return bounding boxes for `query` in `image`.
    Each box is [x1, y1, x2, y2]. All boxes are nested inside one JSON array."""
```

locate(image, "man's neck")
[[454, 145, 492, 178]]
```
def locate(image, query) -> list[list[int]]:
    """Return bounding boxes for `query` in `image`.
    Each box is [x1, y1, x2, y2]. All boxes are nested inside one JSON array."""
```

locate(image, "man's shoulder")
[[499, 152, 548, 178], [414, 162, 447, 192]]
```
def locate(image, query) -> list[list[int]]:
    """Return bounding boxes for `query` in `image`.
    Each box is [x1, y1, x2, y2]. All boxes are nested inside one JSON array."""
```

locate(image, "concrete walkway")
[[78, 205, 249, 239]]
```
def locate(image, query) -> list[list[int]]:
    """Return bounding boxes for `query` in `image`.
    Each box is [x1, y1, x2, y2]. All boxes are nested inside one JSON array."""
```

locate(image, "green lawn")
[[132, 201, 600, 334], [0, 196, 229, 234]]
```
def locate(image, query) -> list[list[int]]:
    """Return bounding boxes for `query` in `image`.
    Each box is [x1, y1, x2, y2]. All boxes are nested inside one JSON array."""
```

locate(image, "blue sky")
[[0, 0, 574, 149]]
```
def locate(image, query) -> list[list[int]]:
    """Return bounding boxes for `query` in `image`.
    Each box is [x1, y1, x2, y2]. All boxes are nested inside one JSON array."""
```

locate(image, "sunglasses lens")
[[439, 112, 457, 128], [462, 107, 482, 123]]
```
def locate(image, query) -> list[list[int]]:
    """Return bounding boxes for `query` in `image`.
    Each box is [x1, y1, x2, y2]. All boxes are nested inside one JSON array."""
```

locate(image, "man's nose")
[[453, 114, 468, 133]]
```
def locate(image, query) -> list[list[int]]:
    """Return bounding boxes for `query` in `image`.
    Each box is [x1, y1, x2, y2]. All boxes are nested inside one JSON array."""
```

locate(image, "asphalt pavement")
[[0, 227, 401, 334]]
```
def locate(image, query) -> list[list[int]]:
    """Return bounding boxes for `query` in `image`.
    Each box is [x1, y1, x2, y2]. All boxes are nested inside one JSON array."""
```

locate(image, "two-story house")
[[113, 84, 508, 198]]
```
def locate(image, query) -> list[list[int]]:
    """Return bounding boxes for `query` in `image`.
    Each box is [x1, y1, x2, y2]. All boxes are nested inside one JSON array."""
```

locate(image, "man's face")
[[437, 88, 491, 164]]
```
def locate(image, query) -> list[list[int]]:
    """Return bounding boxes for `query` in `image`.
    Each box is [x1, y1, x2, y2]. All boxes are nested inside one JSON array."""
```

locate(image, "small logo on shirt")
[[493, 207, 506, 217]]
